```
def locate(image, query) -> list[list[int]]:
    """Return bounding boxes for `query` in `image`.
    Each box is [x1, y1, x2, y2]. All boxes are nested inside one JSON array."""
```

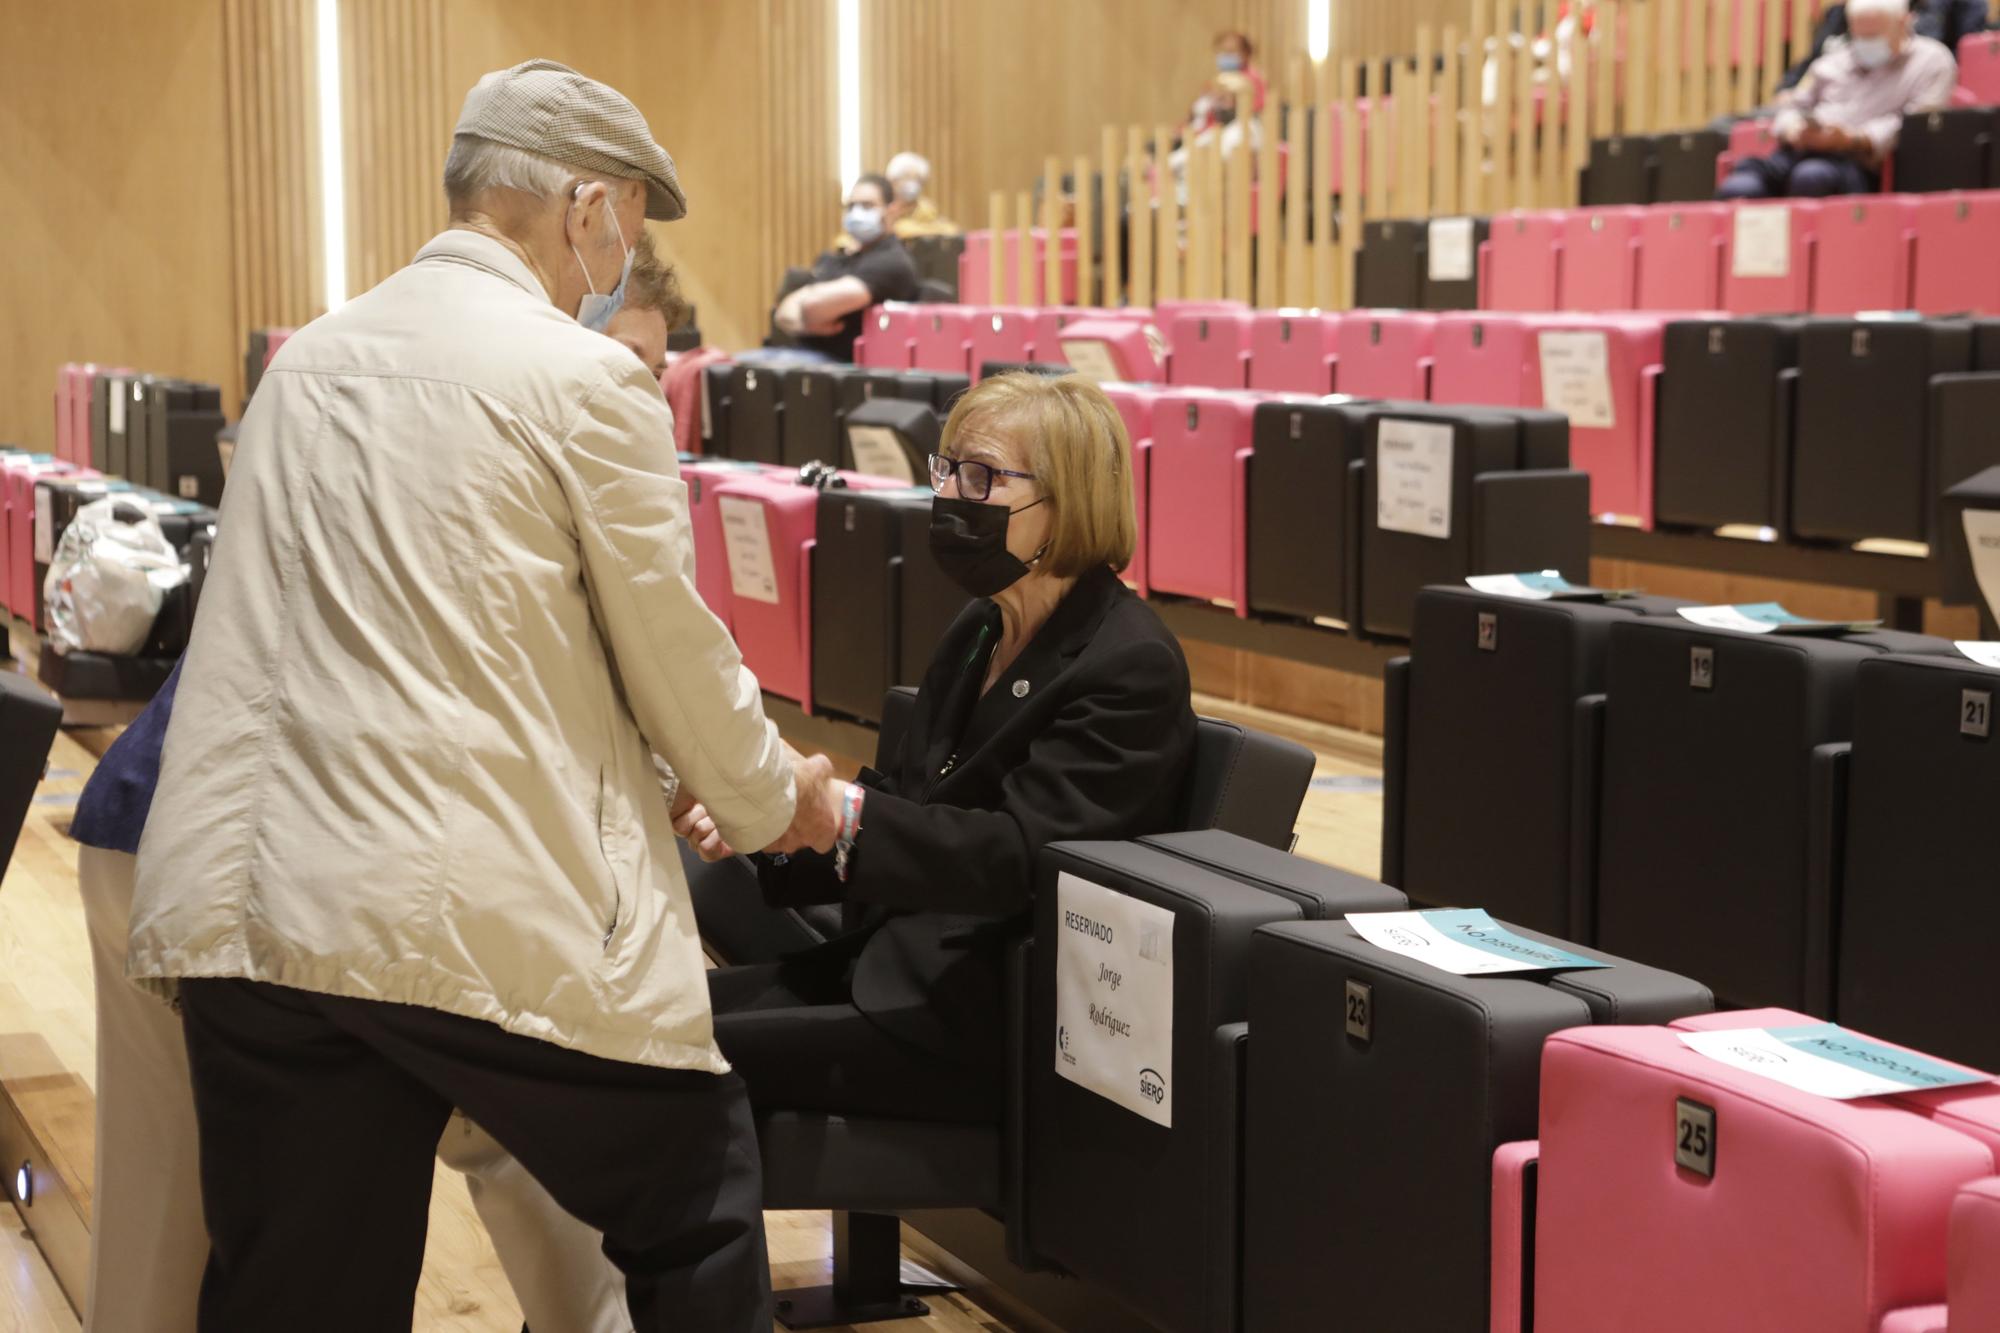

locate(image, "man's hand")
[[673, 800, 736, 862], [765, 750, 841, 855]]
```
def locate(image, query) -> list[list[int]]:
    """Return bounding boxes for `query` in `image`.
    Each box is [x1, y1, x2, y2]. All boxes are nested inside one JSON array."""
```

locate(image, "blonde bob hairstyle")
[[937, 373, 1137, 578]]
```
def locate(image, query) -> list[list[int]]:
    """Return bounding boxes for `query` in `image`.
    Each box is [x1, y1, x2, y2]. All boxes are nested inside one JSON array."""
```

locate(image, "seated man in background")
[[771, 173, 921, 361], [884, 151, 960, 238], [1776, 0, 1985, 92], [1719, 0, 1956, 199]]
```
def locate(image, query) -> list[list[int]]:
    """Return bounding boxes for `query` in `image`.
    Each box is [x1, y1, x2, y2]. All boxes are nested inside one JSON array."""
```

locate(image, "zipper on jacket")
[[595, 767, 619, 951]]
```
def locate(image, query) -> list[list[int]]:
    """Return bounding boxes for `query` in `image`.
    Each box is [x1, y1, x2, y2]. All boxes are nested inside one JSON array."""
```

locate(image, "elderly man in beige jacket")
[[126, 60, 836, 1332]]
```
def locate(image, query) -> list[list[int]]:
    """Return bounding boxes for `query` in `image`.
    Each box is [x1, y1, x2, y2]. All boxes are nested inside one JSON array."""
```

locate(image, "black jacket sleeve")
[[837, 634, 1194, 917]]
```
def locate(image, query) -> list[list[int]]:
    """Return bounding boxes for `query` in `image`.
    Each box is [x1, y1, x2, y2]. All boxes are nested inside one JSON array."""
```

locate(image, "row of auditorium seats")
[[694, 351, 1592, 654], [852, 299, 2000, 544], [51, 362, 228, 506], [1480, 191, 2000, 316], [1384, 582, 2000, 1075], [716, 700, 2000, 1332]]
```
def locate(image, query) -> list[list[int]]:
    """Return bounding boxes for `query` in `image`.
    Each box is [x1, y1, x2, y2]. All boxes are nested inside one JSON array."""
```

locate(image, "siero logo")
[[1137, 1068, 1166, 1105], [1057, 1024, 1075, 1065], [1382, 926, 1429, 949]]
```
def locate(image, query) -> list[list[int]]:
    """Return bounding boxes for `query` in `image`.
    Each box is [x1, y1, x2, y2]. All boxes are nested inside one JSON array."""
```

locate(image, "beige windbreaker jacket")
[[126, 230, 796, 1072]]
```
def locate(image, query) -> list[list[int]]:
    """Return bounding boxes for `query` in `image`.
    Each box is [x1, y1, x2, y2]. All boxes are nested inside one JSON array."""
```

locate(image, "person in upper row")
[[1182, 29, 1267, 140], [677, 372, 1198, 1125], [1777, 0, 1986, 92], [1719, 0, 1956, 200], [884, 150, 960, 238], [771, 172, 921, 361], [601, 230, 685, 379]]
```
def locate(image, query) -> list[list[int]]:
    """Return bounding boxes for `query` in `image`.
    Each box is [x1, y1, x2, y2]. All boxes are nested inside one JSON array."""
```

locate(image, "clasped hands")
[[670, 744, 849, 864], [1782, 117, 1863, 157]]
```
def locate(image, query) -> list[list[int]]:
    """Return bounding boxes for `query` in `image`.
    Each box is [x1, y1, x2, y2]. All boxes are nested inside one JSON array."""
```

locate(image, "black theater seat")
[[723, 363, 784, 465], [1655, 317, 1803, 534], [1834, 651, 2000, 1070], [1241, 918, 1711, 1333], [1653, 128, 1726, 202], [0, 671, 62, 880], [809, 485, 936, 725], [1595, 616, 1951, 1011], [1893, 106, 1999, 193], [1580, 133, 1659, 205], [1384, 585, 1691, 940], [779, 364, 856, 470], [1353, 218, 1426, 309]]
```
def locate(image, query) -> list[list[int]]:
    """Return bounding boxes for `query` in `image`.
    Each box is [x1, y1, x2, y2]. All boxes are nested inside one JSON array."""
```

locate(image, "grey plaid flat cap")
[[455, 59, 687, 221]]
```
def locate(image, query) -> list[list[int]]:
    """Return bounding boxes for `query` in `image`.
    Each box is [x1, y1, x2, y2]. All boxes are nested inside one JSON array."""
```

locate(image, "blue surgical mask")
[[1850, 35, 1893, 69], [570, 188, 633, 333], [1216, 51, 1244, 72], [844, 204, 885, 244]]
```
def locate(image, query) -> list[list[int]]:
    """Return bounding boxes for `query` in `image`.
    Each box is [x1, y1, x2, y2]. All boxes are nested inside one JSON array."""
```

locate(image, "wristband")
[[834, 782, 865, 882]]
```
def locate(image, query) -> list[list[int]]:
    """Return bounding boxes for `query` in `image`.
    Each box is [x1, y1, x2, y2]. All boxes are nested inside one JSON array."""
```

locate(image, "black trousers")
[[178, 978, 771, 1333]]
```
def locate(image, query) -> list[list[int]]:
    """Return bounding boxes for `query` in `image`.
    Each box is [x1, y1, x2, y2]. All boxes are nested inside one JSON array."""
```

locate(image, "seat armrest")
[[1183, 718, 1316, 851], [1490, 1140, 1540, 1333], [1805, 741, 1852, 1019], [876, 685, 920, 771], [1569, 693, 1607, 946], [1207, 1022, 1251, 1333], [1381, 655, 1411, 888], [1472, 470, 1592, 585]]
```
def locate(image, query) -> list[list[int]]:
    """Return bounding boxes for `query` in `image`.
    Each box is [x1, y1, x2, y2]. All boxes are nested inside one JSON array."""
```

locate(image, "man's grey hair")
[[444, 134, 635, 212]]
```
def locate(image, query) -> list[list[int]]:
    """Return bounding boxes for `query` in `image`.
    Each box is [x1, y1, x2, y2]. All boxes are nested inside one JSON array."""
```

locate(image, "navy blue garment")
[[70, 660, 181, 855]]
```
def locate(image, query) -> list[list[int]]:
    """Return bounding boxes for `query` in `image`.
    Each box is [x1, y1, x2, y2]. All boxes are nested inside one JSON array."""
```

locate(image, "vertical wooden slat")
[[1155, 126, 1182, 301], [1513, 6, 1534, 212], [1043, 155, 1061, 306], [1074, 153, 1095, 307], [1227, 132, 1253, 302], [1129, 125, 1154, 309], [1367, 60, 1391, 219], [1736, 0, 1756, 127], [1015, 190, 1034, 305], [1102, 126, 1123, 309], [1438, 24, 1461, 218], [1596, 0, 1620, 139], [1256, 98, 1280, 307], [990, 192, 1007, 305], [1465, 0, 1490, 218], [1658, 0, 1682, 131], [1688, 0, 1708, 123], [1333, 61, 1359, 307], [1791, 0, 1814, 74], [1491, 0, 1514, 210], [1764, 0, 1785, 101], [1568, 14, 1588, 206], [1283, 102, 1307, 307], [1412, 27, 1435, 220], [1542, 9, 1563, 209]]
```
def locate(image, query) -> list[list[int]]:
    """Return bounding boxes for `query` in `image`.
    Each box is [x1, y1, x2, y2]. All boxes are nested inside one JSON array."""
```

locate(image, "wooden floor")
[[0, 635, 1382, 1332]]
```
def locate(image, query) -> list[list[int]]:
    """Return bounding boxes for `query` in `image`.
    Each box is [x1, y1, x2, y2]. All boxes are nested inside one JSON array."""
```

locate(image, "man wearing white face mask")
[[126, 58, 841, 1331], [1720, 0, 1956, 199], [772, 172, 920, 361]]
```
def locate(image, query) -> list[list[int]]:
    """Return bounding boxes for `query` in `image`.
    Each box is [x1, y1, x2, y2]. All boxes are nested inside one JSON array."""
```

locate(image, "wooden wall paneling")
[[1282, 102, 1306, 307], [1256, 99, 1280, 308], [1102, 126, 1123, 309], [1687, 0, 1708, 128], [1541, 17, 1563, 210], [1130, 126, 1155, 308], [1736, 0, 1756, 128], [1207, 136, 1228, 299], [1156, 126, 1183, 301], [1567, 21, 1588, 206], [1792, 0, 1816, 76], [1043, 156, 1062, 306], [1074, 153, 1096, 306], [1367, 60, 1390, 220], [1764, 0, 1786, 101], [1465, 0, 1490, 217], [1595, 1, 1618, 138]]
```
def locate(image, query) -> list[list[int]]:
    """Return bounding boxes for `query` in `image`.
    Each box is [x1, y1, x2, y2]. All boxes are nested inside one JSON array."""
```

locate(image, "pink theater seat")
[[1911, 191, 2000, 315], [957, 228, 1080, 306], [1724, 199, 1821, 313], [1247, 309, 1340, 394], [1482, 210, 1566, 312], [1523, 314, 1665, 525], [1335, 309, 1437, 400], [854, 303, 918, 369], [1636, 203, 1728, 311], [54, 365, 94, 468], [1145, 389, 1257, 612], [1166, 309, 1253, 389], [1431, 312, 1536, 407], [1152, 298, 1248, 326], [1812, 196, 1919, 314], [1059, 318, 1164, 384], [707, 474, 821, 708], [1031, 306, 1106, 354], [1489, 1140, 1540, 1333], [1561, 206, 1644, 310], [1534, 1023, 1995, 1333], [910, 305, 976, 375], [4, 455, 84, 620], [966, 306, 1039, 379], [1959, 32, 2000, 105], [1949, 1178, 2000, 1329], [1102, 383, 1161, 596], [681, 458, 783, 632]]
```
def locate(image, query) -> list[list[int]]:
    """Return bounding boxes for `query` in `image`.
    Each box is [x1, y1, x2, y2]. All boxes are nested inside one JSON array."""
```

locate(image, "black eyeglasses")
[[928, 453, 1037, 502]]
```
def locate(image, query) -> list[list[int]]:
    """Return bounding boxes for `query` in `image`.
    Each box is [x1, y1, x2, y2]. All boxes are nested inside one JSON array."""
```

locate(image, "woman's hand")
[[672, 801, 737, 862]]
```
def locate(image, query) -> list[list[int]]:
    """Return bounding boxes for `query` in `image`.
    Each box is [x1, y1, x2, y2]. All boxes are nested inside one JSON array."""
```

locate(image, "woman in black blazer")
[[677, 373, 1196, 1123]]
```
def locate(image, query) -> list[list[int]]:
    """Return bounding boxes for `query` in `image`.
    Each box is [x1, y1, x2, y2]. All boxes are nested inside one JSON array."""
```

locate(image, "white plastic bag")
[[43, 496, 188, 655]]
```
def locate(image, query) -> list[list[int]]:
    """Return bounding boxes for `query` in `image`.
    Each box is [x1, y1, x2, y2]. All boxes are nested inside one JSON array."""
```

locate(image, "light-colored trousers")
[[78, 844, 628, 1333]]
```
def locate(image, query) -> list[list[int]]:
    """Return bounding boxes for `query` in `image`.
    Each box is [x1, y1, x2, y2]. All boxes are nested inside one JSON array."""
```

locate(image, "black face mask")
[[929, 495, 1048, 598]]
